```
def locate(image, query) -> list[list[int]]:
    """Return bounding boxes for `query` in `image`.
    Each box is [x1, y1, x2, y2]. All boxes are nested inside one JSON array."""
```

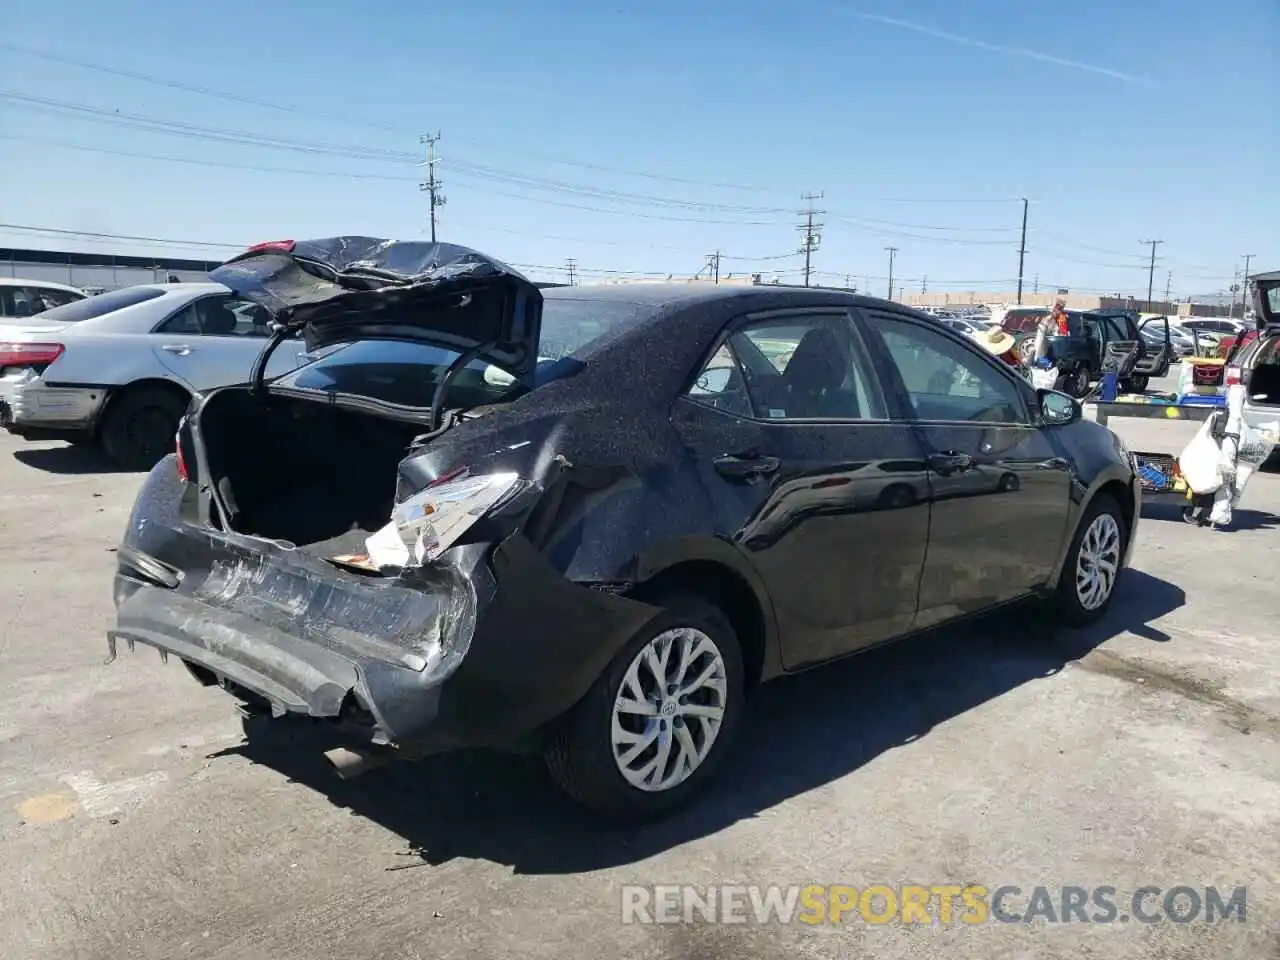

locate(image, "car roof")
[[542, 282, 907, 314], [0, 277, 85, 294]]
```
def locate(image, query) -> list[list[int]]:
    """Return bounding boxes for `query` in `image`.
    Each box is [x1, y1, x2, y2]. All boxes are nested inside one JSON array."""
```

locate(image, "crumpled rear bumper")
[[111, 580, 451, 745]]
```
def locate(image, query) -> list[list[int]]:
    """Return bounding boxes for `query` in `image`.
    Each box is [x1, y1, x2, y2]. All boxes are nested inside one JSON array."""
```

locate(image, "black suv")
[[1003, 309, 1172, 397]]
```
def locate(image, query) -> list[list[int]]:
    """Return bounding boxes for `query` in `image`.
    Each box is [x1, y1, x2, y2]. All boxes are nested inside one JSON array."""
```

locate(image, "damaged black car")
[[109, 237, 1141, 821]]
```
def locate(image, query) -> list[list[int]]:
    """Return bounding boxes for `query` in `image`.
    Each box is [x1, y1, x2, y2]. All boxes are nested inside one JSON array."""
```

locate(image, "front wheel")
[[545, 594, 745, 823], [1053, 494, 1126, 625]]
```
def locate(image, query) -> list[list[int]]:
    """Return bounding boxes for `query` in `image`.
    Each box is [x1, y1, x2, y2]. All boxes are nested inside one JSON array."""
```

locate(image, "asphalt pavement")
[[1, 383, 1278, 959]]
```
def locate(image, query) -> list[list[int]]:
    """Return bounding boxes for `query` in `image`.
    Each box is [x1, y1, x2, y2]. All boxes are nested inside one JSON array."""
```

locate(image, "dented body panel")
[[111, 455, 663, 752]]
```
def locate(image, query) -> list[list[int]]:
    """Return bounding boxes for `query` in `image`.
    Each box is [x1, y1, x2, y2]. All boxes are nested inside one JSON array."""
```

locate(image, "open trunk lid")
[[1254, 270, 1280, 329], [210, 237, 544, 379]]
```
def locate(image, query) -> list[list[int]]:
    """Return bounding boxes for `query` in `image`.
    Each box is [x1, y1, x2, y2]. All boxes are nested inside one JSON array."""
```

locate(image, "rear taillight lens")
[[366, 471, 520, 569], [1226, 366, 1242, 386], [243, 240, 295, 255], [0, 342, 64, 367]]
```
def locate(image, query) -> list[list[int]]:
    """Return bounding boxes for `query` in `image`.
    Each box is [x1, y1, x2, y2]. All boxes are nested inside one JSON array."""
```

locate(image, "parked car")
[[0, 278, 86, 318], [108, 238, 1142, 822], [0, 283, 309, 467]]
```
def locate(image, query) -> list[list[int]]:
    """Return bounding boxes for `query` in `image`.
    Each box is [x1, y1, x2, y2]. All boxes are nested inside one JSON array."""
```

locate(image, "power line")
[[0, 223, 243, 250]]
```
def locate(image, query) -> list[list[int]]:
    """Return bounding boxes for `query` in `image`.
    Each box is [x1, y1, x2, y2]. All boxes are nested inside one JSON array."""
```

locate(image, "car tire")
[[545, 593, 745, 823], [1053, 493, 1126, 626], [1060, 366, 1090, 398], [1121, 375, 1150, 393], [100, 386, 187, 470]]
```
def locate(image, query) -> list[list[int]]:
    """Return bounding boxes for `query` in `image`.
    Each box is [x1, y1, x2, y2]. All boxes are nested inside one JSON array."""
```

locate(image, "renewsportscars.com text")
[[621, 884, 1247, 926]]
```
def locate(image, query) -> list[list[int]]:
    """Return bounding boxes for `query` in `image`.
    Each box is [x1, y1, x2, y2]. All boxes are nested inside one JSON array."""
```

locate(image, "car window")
[[276, 340, 527, 408], [25, 285, 164, 322], [684, 343, 753, 418], [869, 314, 1028, 424], [16, 286, 83, 314], [721, 313, 885, 421], [1251, 336, 1280, 368], [156, 296, 272, 337]]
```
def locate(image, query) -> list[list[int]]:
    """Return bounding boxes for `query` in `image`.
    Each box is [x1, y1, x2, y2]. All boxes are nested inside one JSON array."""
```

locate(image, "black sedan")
[[109, 238, 1141, 822]]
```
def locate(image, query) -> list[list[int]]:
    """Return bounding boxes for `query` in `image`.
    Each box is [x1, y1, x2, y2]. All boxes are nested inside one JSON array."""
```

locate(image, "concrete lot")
[[1, 400, 1278, 959]]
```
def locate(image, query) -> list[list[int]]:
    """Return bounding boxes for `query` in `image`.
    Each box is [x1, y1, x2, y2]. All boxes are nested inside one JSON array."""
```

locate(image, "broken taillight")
[[0, 342, 64, 367], [243, 240, 295, 255], [1225, 366, 1242, 386]]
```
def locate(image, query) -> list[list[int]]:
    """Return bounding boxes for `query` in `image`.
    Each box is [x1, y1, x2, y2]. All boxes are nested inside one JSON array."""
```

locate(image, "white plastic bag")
[[1177, 419, 1225, 494], [1030, 365, 1059, 390]]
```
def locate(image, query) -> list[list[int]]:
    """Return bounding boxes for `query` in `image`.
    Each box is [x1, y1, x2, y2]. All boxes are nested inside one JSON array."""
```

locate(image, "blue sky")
[[0, 0, 1275, 298]]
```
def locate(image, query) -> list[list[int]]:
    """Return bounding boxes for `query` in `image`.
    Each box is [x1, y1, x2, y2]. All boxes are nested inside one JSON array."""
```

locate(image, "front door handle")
[[714, 453, 781, 479], [161, 344, 193, 356], [927, 451, 976, 474]]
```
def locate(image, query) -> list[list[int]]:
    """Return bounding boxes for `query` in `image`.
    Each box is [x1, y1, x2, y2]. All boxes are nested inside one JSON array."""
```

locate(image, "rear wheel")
[[1053, 494, 1126, 625], [1121, 374, 1150, 393], [100, 386, 187, 470], [1061, 366, 1090, 398], [545, 594, 745, 823]]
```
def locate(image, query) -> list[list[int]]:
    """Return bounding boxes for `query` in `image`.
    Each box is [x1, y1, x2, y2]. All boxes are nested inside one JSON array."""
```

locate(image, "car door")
[[671, 308, 931, 669], [1137, 315, 1171, 374], [151, 294, 306, 390], [860, 309, 1075, 627]]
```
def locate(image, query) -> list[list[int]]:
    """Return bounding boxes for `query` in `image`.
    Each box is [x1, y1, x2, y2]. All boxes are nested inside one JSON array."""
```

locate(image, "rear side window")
[[684, 313, 886, 421], [32, 286, 165, 323]]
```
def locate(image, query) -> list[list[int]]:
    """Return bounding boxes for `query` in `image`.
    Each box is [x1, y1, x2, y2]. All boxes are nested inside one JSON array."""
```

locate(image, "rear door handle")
[[714, 453, 781, 479], [161, 344, 193, 356], [927, 451, 975, 474]]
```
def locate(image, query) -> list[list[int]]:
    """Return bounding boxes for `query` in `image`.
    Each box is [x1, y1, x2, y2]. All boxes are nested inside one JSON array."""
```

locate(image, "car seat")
[[781, 327, 859, 418], [202, 303, 239, 335]]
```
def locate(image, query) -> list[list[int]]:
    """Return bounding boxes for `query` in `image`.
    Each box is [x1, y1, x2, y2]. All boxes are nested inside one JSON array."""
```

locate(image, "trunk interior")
[[1250, 363, 1280, 404], [199, 390, 422, 555]]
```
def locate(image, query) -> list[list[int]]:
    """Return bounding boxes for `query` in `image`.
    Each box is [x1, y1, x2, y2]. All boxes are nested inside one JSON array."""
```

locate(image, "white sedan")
[[0, 283, 310, 468]]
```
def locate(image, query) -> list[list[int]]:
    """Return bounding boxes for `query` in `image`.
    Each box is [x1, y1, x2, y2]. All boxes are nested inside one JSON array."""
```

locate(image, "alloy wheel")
[[610, 627, 728, 793], [1076, 513, 1121, 610]]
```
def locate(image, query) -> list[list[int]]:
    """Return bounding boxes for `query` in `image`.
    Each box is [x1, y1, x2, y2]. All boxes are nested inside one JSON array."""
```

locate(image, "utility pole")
[[885, 246, 897, 300], [921, 275, 928, 294], [1240, 253, 1256, 318], [705, 251, 721, 284], [1033, 274, 1040, 294], [797, 193, 825, 287], [1141, 239, 1163, 312], [1016, 197, 1029, 305], [419, 133, 446, 243], [1164, 270, 1172, 306], [565, 258, 577, 286]]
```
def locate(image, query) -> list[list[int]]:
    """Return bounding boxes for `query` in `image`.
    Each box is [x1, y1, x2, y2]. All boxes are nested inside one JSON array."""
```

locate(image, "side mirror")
[[1038, 389, 1079, 425]]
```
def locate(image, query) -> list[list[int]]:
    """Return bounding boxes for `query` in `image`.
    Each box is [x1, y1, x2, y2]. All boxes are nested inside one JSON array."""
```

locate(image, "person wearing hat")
[[969, 326, 1020, 366]]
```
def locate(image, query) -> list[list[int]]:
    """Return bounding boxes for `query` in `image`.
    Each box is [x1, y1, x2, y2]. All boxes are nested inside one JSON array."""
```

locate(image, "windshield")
[[32, 286, 166, 323], [276, 295, 652, 408]]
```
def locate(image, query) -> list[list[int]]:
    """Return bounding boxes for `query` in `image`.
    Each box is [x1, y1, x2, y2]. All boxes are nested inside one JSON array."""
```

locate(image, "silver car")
[[0, 283, 310, 467]]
